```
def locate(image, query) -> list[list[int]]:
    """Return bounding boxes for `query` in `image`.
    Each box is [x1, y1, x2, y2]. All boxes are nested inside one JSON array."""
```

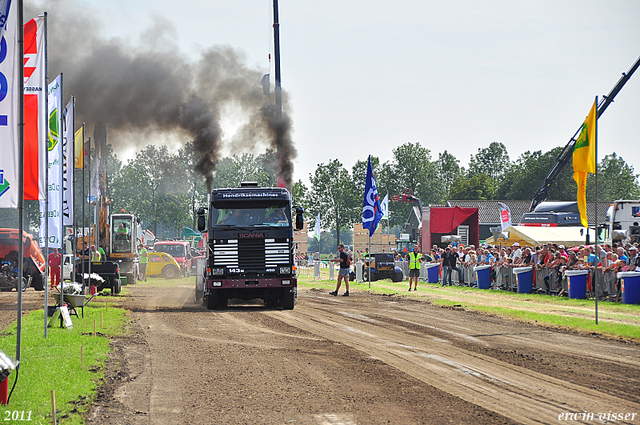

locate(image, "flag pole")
[[59, 73, 64, 313], [81, 127, 86, 285], [17, 0, 25, 362], [42, 11, 49, 338], [594, 95, 599, 325]]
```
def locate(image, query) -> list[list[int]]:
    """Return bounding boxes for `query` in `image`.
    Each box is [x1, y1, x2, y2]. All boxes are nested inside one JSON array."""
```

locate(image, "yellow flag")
[[74, 127, 84, 169], [573, 99, 597, 227]]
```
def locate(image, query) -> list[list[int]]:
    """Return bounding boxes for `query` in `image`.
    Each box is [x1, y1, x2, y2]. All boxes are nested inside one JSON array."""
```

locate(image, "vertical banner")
[[39, 74, 62, 248], [497, 202, 512, 231], [62, 98, 73, 225], [88, 156, 100, 203], [23, 15, 46, 200], [74, 125, 83, 169], [0, 1, 21, 208]]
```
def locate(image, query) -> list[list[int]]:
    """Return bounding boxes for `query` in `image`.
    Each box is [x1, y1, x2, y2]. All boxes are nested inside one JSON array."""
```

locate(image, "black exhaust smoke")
[[28, 2, 296, 190]]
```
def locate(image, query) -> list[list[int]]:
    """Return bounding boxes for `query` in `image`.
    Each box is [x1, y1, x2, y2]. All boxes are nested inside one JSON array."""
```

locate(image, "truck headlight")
[[211, 268, 225, 276], [212, 281, 222, 287], [279, 266, 291, 275]]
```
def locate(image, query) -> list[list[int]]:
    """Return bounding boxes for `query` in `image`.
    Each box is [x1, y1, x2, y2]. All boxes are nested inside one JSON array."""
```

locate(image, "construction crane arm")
[[530, 56, 640, 212]]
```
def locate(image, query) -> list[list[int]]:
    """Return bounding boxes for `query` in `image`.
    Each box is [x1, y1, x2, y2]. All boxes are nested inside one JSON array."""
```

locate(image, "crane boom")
[[530, 55, 640, 212]]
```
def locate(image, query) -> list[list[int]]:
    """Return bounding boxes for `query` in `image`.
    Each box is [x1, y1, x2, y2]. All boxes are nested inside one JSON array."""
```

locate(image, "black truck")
[[196, 183, 304, 310]]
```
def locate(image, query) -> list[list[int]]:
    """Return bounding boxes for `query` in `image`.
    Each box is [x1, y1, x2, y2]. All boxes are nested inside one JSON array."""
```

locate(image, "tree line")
[[3, 141, 638, 244]]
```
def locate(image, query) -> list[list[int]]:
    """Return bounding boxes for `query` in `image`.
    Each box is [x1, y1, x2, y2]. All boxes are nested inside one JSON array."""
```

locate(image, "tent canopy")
[[485, 226, 588, 248]]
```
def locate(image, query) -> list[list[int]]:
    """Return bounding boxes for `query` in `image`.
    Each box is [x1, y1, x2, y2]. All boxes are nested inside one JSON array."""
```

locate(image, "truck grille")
[[213, 239, 290, 270]]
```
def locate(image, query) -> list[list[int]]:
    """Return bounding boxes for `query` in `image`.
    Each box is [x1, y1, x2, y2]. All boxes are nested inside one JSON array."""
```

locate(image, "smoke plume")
[[26, 1, 296, 190]]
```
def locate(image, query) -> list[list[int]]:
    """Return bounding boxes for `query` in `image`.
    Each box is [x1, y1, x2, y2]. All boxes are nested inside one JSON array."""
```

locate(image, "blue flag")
[[362, 156, 383, 237]]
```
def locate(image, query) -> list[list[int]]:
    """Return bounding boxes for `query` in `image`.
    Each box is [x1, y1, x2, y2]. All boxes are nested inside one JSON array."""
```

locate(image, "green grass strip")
[[298, 274, 640, 340], [0, 298, 127, 424]]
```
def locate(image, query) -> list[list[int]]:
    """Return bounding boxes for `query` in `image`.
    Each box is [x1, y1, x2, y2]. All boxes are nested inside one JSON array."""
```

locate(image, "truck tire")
[[111, 278, 121, 295], [126, 273, 134, 286], [162, 265, 179, 279], [282, 289, 295, 310], [31, 273, 44, 291], [392, 272, 403, 282], [205, 292, 227, 310]]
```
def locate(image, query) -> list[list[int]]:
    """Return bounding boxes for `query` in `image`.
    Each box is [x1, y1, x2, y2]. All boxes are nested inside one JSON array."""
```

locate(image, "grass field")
[[298, 266, 640, 340], [0, 292, 127, 424]]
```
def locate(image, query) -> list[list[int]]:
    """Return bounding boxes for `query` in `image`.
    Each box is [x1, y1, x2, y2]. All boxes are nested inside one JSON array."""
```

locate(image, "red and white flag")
[[23, 15, 47, 201], [0, 1, 21, 208]]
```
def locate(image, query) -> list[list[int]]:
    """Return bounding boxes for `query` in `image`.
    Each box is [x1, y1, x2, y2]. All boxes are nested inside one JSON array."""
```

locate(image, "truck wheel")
[[363, 269, 370, 281], [162, 265, 179, 279], [126, 273, 134, 286], [31, 273, 44, 291], [206, 293, 227, 310], [282, 289, 295, 310], [392, 272, 403, 282], [112, 278, 121, 295]]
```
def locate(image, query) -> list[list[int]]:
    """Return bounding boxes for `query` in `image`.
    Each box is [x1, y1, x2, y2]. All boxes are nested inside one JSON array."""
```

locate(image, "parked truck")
[[196, 182, 304, 310], [0, 229, 45, 292], [599, 200, 640, 244]]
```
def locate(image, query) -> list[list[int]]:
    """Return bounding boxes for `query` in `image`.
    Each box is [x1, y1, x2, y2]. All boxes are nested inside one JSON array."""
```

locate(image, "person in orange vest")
[[48, 248, 62, 289]]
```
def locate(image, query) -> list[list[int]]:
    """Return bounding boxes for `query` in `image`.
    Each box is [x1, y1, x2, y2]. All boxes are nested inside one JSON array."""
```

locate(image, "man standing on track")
[[408, 245, 422, 291], [329, 244, 350, 297]]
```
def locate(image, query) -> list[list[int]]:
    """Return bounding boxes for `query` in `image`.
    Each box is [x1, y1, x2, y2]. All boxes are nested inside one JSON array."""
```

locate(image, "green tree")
[[495, 147, 575, 201], [307, 160, 358, 246], [435, 150, 461, 201], [467, 142, 511, 183], [588, 153, 640, 202], [449, 173, 495, 200]]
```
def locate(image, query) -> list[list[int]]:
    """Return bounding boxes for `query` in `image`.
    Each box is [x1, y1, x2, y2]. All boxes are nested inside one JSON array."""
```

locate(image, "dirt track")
[[4, 283, 640, 424], [77, 281, 640, 425]]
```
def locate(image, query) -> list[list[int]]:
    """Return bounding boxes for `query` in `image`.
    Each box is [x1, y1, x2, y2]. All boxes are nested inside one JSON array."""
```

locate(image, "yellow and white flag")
[[573, 99, 597, 228]]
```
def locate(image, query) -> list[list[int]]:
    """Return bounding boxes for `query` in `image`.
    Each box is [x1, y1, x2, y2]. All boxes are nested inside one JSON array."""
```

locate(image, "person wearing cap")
[[628, 246, 639, 270], [511, 243, 522, 264], [558, 245, 568, 260]]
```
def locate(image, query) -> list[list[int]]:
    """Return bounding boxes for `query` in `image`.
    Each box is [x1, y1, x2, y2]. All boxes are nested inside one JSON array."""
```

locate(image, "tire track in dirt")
[[270, 294, 640, 424]]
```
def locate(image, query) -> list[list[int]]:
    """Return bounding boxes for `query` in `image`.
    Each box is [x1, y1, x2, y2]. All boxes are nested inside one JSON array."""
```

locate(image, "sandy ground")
[[3, 284, 640, 424]]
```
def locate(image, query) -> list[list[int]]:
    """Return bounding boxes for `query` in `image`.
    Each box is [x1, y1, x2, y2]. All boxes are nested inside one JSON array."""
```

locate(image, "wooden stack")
[[353, 223, 395, 254]]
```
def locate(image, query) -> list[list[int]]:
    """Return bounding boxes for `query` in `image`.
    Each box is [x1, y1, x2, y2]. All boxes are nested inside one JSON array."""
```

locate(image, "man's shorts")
[[338, 268, 350, 277], [409, 268, 420, 278]]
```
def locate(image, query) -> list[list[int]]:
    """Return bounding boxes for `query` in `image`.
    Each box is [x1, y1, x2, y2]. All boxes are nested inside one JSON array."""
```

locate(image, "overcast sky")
[[79, 0, 640, 188]]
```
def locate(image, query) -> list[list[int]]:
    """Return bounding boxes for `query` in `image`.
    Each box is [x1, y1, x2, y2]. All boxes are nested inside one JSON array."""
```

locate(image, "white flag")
[[62, 99, 74, 226], [39, 75, 63, 248], [381, 193, 389, 220], [0, 1, 20, 208], [498, 202, 512, 231], [314, 212, 321, 241], [88, 156, 100, 203]]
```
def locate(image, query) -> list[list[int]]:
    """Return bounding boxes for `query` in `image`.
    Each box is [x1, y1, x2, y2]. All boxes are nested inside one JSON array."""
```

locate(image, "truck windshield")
[[112, 218, 132, 253], [210, 202, 291, 228]]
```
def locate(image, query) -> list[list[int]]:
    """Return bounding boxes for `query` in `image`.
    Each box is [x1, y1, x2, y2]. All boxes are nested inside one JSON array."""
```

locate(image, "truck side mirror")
[[197, 208, 207, 232], [294, 206, 304, 231]]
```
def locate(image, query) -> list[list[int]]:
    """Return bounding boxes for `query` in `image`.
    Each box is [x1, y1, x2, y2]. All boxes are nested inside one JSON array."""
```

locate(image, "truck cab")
[[197, 184, 304, 310], [599, 200, 640, 244]]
